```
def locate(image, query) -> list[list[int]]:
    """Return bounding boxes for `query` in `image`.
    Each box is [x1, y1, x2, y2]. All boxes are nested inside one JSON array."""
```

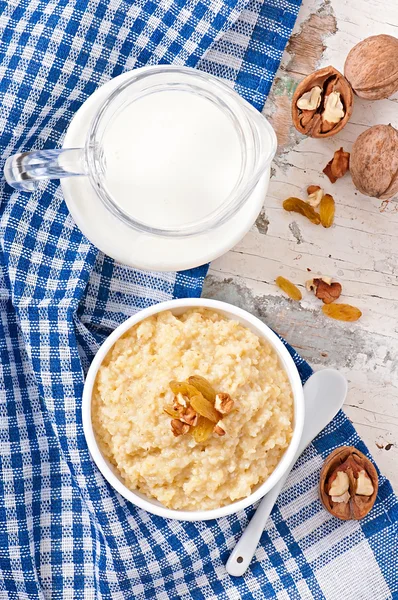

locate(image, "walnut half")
[[319, 446, 378, 520], [292, 66, 353, 138]]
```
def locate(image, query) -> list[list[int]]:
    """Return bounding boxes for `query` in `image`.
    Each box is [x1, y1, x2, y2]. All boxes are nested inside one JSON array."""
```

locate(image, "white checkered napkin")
[[1, 0, 397, 598]]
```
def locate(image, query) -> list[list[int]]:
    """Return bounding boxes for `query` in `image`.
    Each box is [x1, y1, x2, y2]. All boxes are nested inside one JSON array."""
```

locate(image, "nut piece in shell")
[[323, 148, 350, 184], [319, 446, 378, 520], [344, 34, 398, 100], [350, 124, 398, 200], [296, 86, 322, 111], [321, 92, 345, 133], [292, 66, 353, 138]]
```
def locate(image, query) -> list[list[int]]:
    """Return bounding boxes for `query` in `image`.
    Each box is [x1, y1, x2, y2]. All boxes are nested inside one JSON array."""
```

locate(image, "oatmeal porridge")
[[92, 309, 293, 510]]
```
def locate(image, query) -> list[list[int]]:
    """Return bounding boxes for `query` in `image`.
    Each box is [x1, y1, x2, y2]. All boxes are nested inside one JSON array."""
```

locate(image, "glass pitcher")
[[4, 66, 277, 269]]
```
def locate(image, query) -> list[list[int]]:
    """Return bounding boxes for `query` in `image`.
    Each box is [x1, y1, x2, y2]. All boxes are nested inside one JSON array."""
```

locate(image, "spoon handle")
[[226, 475, 287, 577], [226, 424, 311, 577], [225, 369, 347, 578]]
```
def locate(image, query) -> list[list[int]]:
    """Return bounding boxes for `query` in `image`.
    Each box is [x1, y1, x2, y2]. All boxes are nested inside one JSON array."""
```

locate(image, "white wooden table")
[[203, 0, 398, 490]]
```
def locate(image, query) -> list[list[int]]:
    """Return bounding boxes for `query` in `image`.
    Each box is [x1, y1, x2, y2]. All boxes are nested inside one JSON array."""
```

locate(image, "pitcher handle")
[[4, 148, 87, 192]]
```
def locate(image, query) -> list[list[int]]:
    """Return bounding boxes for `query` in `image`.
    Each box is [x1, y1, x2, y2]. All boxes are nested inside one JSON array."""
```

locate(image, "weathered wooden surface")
[[203, 0, 398, 489]]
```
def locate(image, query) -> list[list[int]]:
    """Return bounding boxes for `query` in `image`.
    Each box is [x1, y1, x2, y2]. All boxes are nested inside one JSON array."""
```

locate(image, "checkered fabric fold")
[[0, 0, 397, 599]]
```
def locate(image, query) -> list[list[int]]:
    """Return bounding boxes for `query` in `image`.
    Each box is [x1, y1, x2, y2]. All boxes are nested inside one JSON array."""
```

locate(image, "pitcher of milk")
[[4, 66, 277, 271]]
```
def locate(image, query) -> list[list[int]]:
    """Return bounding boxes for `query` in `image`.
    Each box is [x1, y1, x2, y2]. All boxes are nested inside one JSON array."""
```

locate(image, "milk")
[[62, 67, 276, 270], [102, 90, 242, 229]]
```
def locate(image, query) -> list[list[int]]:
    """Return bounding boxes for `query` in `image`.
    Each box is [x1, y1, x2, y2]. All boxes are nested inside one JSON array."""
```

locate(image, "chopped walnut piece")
[[307, 185, 320, 195], [306, 277, 342, 304], [214, 393, 234, 415], [323, 147, 350, 183], [179, 406, 198, 427], [306, 185, 324, 208], [173, 393, 188, 416], [305, 276, 332, 291], [305, 280, 314, 292], [314, 279, 342, 304], [174, 393, 187, 408], [214, 420, 226, 436], [320, 276, 332, 285], [167, 376, 236, 441], [171, 419, 190, 437]]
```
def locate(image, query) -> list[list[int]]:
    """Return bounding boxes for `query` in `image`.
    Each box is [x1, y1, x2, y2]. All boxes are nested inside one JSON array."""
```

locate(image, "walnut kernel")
[[214, 393, 234, 415]]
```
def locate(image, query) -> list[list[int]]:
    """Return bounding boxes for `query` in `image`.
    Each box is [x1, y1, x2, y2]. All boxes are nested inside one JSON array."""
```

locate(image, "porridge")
[[92, 309, 293, 511]]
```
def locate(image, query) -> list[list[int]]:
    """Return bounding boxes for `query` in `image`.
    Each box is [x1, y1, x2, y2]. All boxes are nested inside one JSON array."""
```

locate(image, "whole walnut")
[[350, 124, 398, 200], [344, 34, 398, 100]]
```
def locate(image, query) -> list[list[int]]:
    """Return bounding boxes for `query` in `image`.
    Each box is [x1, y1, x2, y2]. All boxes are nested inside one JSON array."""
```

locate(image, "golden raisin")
[[169, 381, 198, 399], [275, 276, 302, 301], [283, 197, 321, 225], [319, 194, 335, 228], [192, 416, 215, 443], [187, 375, 216, 402], [190, 394, 220, 422], [322, 303, 362, 322], [164, 406, 180, 419]]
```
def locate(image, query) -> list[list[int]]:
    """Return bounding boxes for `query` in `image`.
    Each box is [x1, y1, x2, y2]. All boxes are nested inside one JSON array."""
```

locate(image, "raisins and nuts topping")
[[164, 376, 235, 441]]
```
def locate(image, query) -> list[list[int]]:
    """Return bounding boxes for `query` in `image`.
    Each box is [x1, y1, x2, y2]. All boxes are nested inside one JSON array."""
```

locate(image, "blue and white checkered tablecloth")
[[0, 1, 397, 598]]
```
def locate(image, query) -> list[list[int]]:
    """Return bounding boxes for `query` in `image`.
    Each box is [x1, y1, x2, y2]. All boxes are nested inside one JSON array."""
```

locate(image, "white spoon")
[[226, 368, 347, 577]]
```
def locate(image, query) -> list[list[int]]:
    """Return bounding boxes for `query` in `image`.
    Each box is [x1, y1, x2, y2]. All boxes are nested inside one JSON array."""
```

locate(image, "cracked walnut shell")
[[292, 66, 353, 138], [323, 148, 350, 184], [344, 34, 398, 100], [319, 446, 378, 520]]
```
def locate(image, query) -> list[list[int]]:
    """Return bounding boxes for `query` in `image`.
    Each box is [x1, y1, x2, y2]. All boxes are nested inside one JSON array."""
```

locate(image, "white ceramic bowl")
[[82, 298, 304, 521]]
